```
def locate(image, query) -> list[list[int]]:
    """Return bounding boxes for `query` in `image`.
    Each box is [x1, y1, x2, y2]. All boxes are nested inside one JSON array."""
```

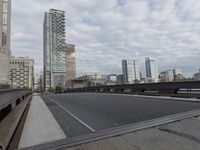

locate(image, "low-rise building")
[[10, 56, 34, 90], [140, 77, 155, 83], [160, 69, 174, 82], [77, 73, 107, 87], [66, 79, 87, 89], [173, 68, 185, 81], [106, 74, 117, 85]]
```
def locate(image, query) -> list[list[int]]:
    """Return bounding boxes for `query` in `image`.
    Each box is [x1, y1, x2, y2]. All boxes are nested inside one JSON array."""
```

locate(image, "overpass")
[[1, 81, 200, 150]]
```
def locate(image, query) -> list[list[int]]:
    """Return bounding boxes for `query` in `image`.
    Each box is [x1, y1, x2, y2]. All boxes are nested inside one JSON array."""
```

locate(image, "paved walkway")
[[18, 96, 66, 148], [65, 117, 200, 150]]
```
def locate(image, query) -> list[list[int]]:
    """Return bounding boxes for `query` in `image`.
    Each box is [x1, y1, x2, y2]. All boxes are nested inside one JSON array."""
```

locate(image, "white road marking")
[[47, 96, 96, 133]]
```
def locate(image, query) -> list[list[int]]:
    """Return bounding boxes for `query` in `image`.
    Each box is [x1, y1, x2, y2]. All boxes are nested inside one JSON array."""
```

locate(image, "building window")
[[2, 35, 6, 46], [3, 13, 7, 24], [2, 25, 7, 34], [3, 2, 8, 13]]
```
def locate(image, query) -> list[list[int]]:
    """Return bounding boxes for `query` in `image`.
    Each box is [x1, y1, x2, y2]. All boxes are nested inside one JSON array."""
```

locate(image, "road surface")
[[41, 93, 200, 137]]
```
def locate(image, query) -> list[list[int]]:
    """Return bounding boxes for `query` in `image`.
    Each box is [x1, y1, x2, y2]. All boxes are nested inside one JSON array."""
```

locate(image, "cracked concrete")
[[159, 128, 200, 143], [159, 118, 200, 142], [64, 116, 200, 150]]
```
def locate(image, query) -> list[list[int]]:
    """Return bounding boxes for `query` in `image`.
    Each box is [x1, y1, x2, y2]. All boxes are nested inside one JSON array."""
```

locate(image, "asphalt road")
[[43, 93, 200, 133]]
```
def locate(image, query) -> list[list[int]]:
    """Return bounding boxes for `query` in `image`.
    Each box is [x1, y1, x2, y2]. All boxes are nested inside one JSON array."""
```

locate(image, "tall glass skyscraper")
[[0, 0, 11, 85], [145, 57, 159, 82], [122, 59, 140, 84], [43, 9, 66, 90]]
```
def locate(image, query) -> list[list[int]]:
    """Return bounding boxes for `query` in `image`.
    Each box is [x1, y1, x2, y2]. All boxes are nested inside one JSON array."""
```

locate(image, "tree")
[[48, 87, 55, 93], [55, 86, 63, 93]]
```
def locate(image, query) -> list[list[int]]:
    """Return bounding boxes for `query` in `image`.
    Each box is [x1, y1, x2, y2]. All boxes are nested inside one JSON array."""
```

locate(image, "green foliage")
[[48, 87, 55, 93], [55, 86, 63, 93]]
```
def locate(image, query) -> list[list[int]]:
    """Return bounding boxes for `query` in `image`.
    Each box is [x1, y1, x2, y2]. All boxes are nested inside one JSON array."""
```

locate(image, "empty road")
[[41, 93, 200, 138]]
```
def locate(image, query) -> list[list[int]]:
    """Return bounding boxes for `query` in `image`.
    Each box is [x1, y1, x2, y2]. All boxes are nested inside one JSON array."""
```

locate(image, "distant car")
[[33, 93, 38, 96]]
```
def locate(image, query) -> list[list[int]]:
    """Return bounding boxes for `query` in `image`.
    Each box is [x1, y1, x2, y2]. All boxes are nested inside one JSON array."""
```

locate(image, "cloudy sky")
[[11, 0, 200, 78]]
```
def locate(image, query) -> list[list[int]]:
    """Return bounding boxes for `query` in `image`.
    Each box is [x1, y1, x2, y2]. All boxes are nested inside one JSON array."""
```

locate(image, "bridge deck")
[[41, 93, 200, 137]]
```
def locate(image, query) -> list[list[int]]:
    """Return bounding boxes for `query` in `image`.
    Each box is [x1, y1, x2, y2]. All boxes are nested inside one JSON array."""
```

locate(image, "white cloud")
[[11, 0, 200, 77]]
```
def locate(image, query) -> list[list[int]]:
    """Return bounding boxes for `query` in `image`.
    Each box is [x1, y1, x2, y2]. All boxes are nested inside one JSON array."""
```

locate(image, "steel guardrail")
[[65, 81, 200, 96], [0, 89, 31, 121]]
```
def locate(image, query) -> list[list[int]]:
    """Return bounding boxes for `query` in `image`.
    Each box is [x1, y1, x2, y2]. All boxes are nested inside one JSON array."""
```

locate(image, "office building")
[[106, 74, 117, 85], [173, 68, 185, 81], [77, 73, 107, 87], [37, 71, 44, 92], [122, 59, 140, 84], [173, 68, 183, 80], [65, 44, 76, 82], [10, 57, 34, 90], [145, 57, 159, 82], [160, 69, 174, 82], [0, 0, 11, 85], [173, 68, 182, 76], [66, 79, 86, 89], [43, 9, 66, 90], [117, 74, 123, 85], [194, 69, 200, 80]]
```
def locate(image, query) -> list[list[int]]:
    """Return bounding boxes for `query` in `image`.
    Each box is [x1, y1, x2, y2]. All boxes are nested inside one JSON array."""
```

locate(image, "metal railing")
[[65, 81, 200, 97], [0, 89, 31, 121]]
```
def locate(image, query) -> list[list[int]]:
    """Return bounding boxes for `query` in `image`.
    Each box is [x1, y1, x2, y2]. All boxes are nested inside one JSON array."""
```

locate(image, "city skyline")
[[11, 0, 200, 77]]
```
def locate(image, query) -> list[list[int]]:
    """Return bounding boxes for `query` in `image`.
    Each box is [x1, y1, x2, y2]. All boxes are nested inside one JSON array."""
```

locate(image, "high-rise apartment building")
[[43, 9, 66, 90], [145, 57, 159, 82], [122, 59, 140, 84], [10, 57, 34, 90], [65, 44, 76, 82], [0, 0, 11, 85]]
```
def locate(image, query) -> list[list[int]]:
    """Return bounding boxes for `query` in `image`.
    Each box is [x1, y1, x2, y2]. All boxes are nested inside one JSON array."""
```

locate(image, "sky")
[[11, 0, 200, 78]]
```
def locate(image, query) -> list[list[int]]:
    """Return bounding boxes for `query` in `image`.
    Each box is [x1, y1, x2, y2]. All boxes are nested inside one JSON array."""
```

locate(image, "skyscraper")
[[65, 44, 76, 82], [0, 0, 11, 86], [43, 9, 66, 90], [122, 59, 140, 84], [145, 57, 159, 82]]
